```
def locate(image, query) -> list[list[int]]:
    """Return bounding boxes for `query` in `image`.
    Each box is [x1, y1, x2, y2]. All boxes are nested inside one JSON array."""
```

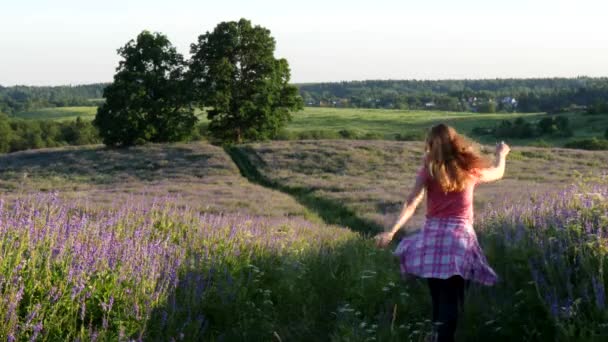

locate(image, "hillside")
[[230, 140, 608, 233], [3, 139, 605, 232], [0, 142, 311, 218]]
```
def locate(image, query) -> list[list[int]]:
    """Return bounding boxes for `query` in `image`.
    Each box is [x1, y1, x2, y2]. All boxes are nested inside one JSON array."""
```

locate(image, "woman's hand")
[[495, 141, 510, 157], [478, 141, 510, 183], [374, 231, 395, 248]]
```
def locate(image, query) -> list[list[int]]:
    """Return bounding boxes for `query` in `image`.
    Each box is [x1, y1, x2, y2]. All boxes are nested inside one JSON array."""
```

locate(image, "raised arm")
[[375, 172, 426, 247], [477, 141, 510, 184]]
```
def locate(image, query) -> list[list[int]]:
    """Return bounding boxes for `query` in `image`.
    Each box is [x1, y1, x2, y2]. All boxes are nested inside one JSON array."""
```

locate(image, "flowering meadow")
[[466, 180, 608, 341], [0, 141, 606, 340], [0, 180, 605, 341]]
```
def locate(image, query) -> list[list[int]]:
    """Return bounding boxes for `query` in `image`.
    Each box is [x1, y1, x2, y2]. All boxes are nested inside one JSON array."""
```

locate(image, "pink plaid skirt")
[[393, 217, 497, 285]]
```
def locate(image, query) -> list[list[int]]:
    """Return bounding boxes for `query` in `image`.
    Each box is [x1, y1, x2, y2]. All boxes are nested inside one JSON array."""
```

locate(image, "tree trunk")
[[236, 127, 242, 144]]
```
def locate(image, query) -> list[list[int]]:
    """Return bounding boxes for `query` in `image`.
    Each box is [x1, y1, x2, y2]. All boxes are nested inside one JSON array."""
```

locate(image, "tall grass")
[[470, 180, 608, 340]]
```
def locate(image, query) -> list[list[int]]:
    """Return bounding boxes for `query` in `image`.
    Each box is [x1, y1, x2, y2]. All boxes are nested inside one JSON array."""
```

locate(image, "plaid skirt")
[[393, 217, 497, 285]]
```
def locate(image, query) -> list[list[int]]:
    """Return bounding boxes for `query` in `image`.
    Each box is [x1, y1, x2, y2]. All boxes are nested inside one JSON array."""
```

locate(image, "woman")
[[375, 123, 510, 342]]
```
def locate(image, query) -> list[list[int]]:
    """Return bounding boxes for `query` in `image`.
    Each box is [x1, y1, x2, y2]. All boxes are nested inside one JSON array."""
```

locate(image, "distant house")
[[501, 96, 518, 106], [425, 102, 436, 108], [566, 104, 587, 112], [320, 98, 350, 108]]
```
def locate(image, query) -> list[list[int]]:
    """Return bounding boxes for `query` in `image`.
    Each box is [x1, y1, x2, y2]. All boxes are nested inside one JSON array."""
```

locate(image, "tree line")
[[472, 116, 573, 139], [0, 84, 106, 114], [0, 114, 99, 153], [298, 78, 608, 113], [4, 75, 608, 119]]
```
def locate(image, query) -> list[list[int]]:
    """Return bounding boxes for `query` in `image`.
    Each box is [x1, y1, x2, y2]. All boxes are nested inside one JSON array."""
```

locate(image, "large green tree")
[[94, 31, 196, 146], [189, 18, 303, 143]]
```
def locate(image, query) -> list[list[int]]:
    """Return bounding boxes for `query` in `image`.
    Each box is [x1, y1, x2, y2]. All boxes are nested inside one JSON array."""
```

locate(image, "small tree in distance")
[[94, 31, 196, 147], [189, 18, 303, 144]]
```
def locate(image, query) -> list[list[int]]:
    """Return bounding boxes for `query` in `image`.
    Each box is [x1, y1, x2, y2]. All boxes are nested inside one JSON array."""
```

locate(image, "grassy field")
[[11, 106, 208, 121], [11, 106, 98, 121], [0, 140, 607, 340], [286, 107, 608, 146], [290, 108, 541, 141], [13, 106, 608, 147]]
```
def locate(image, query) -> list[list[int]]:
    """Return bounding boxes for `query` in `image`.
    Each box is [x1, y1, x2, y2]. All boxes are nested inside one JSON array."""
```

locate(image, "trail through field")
[[227, 139, 608, 236], [227, 145, 383, 234]]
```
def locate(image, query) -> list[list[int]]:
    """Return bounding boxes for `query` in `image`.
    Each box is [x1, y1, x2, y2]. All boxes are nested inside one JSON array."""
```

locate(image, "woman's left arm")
[[374, 175, 426, 248]]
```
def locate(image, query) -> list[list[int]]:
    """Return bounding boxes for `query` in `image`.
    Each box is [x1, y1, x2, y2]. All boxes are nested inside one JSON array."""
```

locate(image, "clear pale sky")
[[1, 0, 607, 86]]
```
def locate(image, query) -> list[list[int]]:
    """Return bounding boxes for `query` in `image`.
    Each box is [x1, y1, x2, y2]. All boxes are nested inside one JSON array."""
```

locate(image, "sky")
[[1, 0, 607, 86]]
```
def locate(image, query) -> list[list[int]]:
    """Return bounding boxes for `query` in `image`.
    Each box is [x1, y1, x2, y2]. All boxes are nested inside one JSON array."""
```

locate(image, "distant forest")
[[297, 77, 608, 113], [0, 83, 107, 115], [2, 77, 608, 115]]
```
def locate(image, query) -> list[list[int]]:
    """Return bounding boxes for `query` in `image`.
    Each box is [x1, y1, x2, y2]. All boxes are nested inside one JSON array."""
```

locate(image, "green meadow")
[[13, 106, 608, 147], [11, 106, 98, 121], [11, 106, 208, 121]]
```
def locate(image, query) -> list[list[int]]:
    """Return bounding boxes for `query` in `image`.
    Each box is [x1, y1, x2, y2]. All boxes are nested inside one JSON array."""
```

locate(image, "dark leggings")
[[427, 276, 468, 342]]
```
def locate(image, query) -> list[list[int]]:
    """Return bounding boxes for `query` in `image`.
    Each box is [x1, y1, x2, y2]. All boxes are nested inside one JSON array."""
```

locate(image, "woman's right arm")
[[477, 142, 510, 183], [374, 172, 426, 248]]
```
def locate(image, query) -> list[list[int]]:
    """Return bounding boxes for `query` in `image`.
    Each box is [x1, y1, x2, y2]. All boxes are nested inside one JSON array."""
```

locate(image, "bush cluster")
[[472, 116, 573, 139], [564, 138, 608, 150], [0, 114, 99, 153]]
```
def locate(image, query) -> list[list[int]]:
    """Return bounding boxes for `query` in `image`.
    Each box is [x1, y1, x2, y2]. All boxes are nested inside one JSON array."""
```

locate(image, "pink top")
[[417, 165, 478, 222]]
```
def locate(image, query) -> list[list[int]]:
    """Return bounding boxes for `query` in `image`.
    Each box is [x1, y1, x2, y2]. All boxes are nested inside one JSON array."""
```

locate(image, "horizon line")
[[2, 75, 608, 88]]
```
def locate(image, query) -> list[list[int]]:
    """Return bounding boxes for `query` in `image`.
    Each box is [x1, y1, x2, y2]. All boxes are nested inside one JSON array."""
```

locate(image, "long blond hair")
[[425, 124, 490, 192]]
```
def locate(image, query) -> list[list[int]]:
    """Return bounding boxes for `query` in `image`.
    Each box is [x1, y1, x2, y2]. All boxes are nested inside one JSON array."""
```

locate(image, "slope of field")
[[0, 142, 311, 218], [231, 140, 608, 234]]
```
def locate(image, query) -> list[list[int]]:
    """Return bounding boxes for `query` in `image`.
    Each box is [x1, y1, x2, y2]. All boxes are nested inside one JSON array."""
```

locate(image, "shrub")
[[394, 131, 426, 141], [338, 129, 363, 139], [538, 116, 573, 137], [495, 119, 536, 139], [296, 130, 340, 140], [530, 139, 551, 148], [361, 132, 384, 140], [273, 129, 296, 140], [471, 126, 494, 136], [564, 138, 608, 150]]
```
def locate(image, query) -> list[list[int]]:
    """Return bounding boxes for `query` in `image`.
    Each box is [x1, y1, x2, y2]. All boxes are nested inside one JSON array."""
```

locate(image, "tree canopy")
[[93, 31, 196, 146], [189, 18, 303, 143]]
